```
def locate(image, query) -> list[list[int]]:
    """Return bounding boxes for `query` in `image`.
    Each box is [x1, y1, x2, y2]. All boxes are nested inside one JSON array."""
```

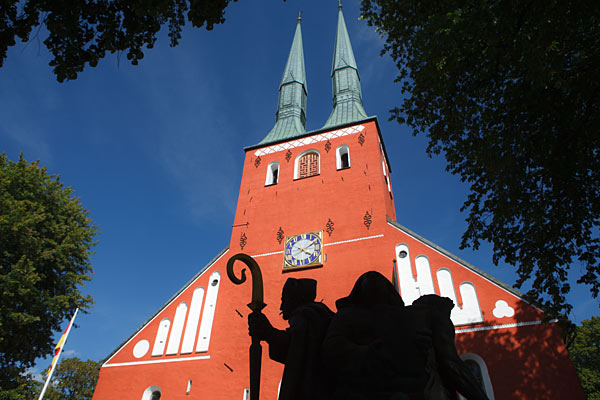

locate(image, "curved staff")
[[227, 253, 266, 400]]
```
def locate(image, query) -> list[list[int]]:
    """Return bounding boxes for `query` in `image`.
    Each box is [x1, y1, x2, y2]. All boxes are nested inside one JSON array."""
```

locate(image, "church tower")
[[92, 5, 584, 400]]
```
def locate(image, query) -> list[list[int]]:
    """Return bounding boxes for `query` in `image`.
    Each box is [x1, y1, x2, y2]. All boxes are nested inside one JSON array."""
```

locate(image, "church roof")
[[322, 2, 368, 129], [257, 15, 308, 146]]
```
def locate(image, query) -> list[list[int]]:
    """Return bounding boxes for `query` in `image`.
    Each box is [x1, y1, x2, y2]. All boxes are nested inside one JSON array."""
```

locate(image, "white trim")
[[251, 234, 384, 258], [325, 234, 384, 247], [254, 125, 365, 156], [181, 287, 205, 354], [196, 271, 220, 352], [166, 302, 188, 355], [265, 161, 280, 186], [252, 250, 285, 258], [437, 269, 483, 326], [454, 319, 556, 334], [387, 221, 528, 303], [103, 250, 230, 366], [105, 355, 211, 368], [459, 353, 495, 400], [151, 318, 171, 357]]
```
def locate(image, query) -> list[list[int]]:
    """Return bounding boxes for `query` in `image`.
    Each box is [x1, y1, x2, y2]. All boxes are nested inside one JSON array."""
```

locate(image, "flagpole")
[[38, 308, 79, 400]]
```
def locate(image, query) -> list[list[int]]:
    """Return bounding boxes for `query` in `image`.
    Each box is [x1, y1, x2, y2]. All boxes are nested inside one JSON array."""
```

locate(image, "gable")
[[386, 218, 545, 328], [102, 248, 229, 367]]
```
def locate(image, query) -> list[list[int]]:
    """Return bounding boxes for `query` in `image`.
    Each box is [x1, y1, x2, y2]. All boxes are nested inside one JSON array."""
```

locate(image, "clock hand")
[[305, 238, 319, 246], [297, 246, 312, 255]]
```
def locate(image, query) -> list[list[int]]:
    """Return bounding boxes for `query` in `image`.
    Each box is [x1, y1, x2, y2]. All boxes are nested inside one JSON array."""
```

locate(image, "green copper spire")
[[258, 14, 307, 145], [322, 2, 368, 129]]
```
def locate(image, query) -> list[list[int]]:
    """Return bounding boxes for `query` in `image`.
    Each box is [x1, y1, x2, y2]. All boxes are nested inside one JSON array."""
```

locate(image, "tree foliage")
[[569, 317, 600, 399], [361, 0, 600, 317], [0, 0, 238, 81], [0, 153, 97, 393], [44, 358, 101, 400], [0, 373, 41, 400]]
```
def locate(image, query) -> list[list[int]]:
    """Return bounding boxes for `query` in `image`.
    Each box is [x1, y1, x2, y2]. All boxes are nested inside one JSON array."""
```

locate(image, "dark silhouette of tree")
[[1, 0, 239, 81], [361, 0, 600, 318]]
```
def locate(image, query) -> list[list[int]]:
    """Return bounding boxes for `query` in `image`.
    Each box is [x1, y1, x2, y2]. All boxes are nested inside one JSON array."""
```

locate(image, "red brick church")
[[92, 5, 584, 399]]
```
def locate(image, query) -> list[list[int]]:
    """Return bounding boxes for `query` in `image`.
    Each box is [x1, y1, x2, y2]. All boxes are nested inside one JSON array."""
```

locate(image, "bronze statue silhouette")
[[322, 271, 489, 400], [248, 277, 334, 400], [243, 269, 488, 400]]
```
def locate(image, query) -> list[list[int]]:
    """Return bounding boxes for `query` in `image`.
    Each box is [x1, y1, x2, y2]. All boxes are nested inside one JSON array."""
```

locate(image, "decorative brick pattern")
[[298, 152, 319, 178], [325, 219, 335, 237], [358, 132, 365, 146], [363, 211, 372, 230], [254, 125, 365, 156]]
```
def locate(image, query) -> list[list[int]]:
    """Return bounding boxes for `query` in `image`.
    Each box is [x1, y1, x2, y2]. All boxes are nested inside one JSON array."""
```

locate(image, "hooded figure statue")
[[248, 277, 334, 400], [323, 271, 489, 400], [411, 295, 489, 400]]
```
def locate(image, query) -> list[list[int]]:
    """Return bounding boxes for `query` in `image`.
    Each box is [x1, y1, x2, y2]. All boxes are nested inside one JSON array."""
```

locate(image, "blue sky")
[[1, 0, 597, 376]]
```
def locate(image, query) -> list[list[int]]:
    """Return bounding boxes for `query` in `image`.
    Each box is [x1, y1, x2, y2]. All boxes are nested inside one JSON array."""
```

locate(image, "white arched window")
[[265, 161, 280, 186], [166, 302, 187, 355], [382, 159, 391, 192], [294, 150, 320, 179], [141, 385, 161, 400], [151, 318, 170, 356], [459, 353, 495, 400], [336, 145, 350, 170]]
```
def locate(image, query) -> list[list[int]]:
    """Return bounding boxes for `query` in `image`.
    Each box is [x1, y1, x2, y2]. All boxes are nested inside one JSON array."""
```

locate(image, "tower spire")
[[258, 15, 307, 145], [322, 4, 368, 129]]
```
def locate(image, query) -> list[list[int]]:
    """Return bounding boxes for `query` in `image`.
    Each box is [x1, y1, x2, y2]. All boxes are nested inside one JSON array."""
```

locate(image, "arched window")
[[294, 150, 320, 179], [265, 161, 280, 186], [152, 318, 170, 356], [336, 145, 350, 170], [141, 385, 161, 400], [459, 353, 495, 400], [382, 160, 391, 192], [151, 392, 161, 400]]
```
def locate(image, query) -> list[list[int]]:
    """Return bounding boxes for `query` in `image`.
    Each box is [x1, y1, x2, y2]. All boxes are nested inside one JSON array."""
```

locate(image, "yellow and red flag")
[[46, 308, 78, 375], [39, 308, 79, 400]]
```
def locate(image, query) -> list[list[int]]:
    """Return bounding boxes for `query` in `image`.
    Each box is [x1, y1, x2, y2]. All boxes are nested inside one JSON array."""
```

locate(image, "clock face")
[[283, 231, 323, 270]]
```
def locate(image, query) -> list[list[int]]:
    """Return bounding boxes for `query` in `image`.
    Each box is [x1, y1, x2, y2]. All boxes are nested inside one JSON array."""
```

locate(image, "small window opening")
[[296, 151, 319, 179], [336, 145, 351, 170], [143, 385, 162, 400], [459, 353, 495, 400], [341, 153, 349, 168], [465, 360, 485, 391], [265, 162, 280, 186]]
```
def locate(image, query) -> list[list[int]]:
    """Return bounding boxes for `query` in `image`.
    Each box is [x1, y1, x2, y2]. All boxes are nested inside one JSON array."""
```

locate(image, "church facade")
[[92, 6, 584, 400]]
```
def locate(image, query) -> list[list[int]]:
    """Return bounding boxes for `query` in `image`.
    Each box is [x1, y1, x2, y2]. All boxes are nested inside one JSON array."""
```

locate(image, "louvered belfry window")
[[298, 152, 319, 178]]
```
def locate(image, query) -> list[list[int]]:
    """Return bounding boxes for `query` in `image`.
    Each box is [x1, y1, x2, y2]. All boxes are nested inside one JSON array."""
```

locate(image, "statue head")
[[413, 294, 454, 317], [280, 278, 317, 320], [336, 271, 404, 310]]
